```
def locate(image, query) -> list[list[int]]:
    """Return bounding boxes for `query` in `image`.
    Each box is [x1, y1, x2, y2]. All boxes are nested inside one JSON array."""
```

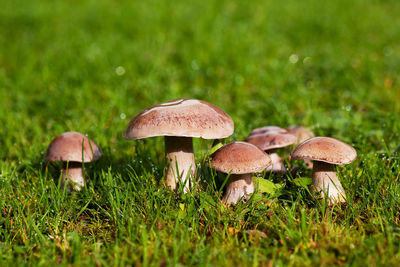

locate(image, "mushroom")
[[210, 141, 272, 204], [45, 131, 102, 191], [246, 132, 297, 173], [291, 137, 357, 203], [123, 98, 234, 192]]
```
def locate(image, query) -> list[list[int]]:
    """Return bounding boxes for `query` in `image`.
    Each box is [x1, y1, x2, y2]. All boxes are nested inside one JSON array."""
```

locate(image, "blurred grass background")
[[0, 0, 399, 265]]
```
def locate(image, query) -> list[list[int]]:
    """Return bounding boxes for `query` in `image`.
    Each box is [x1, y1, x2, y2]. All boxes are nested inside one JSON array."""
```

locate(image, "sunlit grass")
[[0, 0, 399, 265]]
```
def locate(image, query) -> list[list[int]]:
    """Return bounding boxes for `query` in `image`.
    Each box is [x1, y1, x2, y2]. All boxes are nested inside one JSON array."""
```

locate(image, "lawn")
[[0, 0, 400, 265]]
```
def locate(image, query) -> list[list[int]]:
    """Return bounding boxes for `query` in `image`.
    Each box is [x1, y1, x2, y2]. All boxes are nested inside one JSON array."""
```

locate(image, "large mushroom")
[[210, 142, 272, 204], [291, 137, 357, 203], [123, 98, 234, 192], [246, 132, 297, 173], [45, 131, 102, 191]]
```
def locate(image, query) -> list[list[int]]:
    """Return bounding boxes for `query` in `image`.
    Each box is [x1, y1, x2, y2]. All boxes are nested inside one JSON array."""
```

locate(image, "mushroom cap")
[[123, 98, 234, 140], [45, 132, 102, 163], [291, 137, 357, 165], [249, 126, 288, 135], [210, 141, 272, 174], [246, 132, 297, 151], [287, 126, 315, 144]]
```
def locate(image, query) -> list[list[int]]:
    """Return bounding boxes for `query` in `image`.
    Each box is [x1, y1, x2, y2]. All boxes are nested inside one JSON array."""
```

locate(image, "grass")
[[0, 0, 399, 265]]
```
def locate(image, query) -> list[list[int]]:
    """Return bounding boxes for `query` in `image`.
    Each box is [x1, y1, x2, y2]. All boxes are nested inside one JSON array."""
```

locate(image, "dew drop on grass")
[[289, 54, 299, 64], [303, 56, 312, 64], [342, 105, 352, 112], [115, 66, 126, 76]]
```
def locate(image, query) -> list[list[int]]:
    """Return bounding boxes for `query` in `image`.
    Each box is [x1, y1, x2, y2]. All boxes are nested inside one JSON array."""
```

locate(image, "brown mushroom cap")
[[210, 141, 272, 174], [246, 132, 297, 151], [249, 126, 288, 136], [123, 98, 234, 140], [291, 137, 357, 165], [45, 132, 102, 163]]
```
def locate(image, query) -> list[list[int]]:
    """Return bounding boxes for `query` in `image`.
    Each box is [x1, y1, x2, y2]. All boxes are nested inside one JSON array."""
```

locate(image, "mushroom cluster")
[[44, 98, 357, 207], [209, 124, 356, 205]]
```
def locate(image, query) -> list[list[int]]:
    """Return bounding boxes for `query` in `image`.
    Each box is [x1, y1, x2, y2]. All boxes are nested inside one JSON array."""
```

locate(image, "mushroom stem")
[[222, 173, 254, 205], [164, 136, 196, 192], [266, 153, 286, 173], [61, 162, 85, 191], [311, 161, 346, 203]]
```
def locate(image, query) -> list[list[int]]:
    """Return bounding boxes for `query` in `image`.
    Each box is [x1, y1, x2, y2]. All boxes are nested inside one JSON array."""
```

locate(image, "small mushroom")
[[123, 98, 234, 192], [246, 132, 297, 173], [291, 137, 357, 203], [45, 132, 102, 191], [210, 142, 272, 204]]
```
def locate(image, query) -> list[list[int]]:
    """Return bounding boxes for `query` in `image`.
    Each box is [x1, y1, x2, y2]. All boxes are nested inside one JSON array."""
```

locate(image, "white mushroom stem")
[[311, 161, 346, 203], [266, 153, 286, 173], [61, 162, 85, 191], [164, 136, 196, 192], [222, 173, 254, 205]]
